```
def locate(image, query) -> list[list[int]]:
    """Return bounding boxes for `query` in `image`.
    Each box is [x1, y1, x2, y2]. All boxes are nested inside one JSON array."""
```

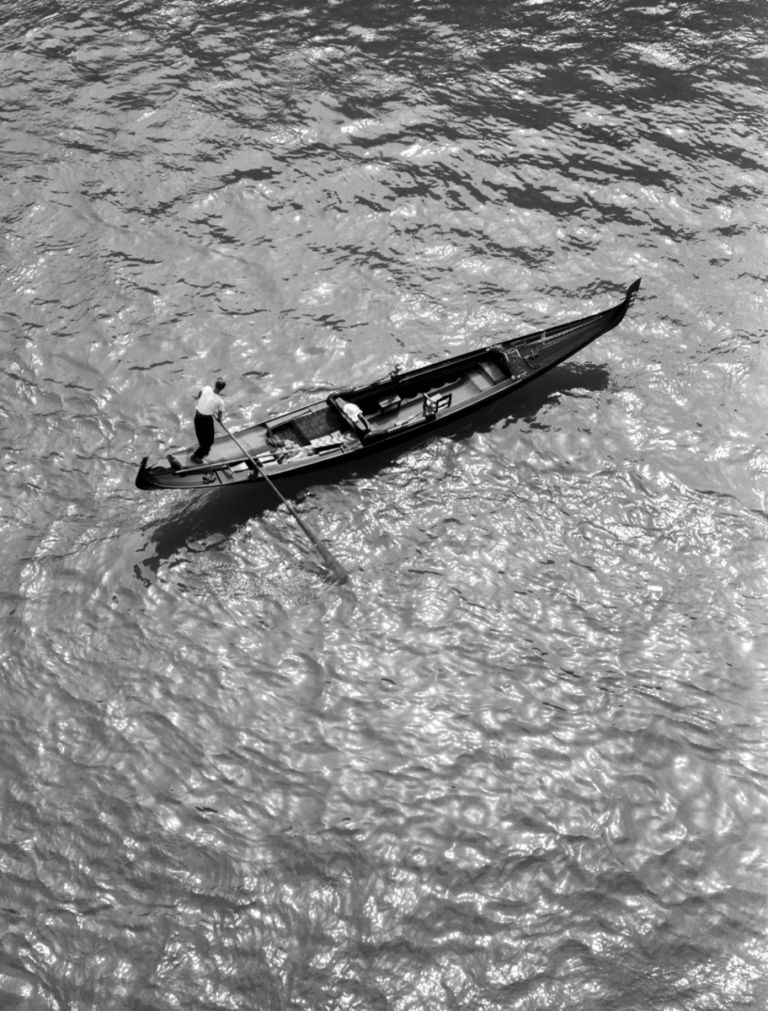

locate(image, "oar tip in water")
[[328, 559, 350, 585], [314, 540, 350, 584]]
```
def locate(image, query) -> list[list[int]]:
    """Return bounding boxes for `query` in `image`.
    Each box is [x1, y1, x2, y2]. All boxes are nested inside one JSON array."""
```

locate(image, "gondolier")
[[190, 378, 226, 463]]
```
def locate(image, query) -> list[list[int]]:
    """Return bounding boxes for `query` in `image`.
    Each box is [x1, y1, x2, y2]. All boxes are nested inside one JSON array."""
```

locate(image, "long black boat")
[[136, 279, 640, 492]]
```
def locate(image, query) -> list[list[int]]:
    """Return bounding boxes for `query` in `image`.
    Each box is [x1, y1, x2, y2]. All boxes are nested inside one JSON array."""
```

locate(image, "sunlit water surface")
[[1, 1, 767, 1008]]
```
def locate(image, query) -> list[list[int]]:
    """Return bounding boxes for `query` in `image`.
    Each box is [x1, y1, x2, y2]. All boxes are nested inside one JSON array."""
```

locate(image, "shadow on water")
[[138, 364, 610, 576]]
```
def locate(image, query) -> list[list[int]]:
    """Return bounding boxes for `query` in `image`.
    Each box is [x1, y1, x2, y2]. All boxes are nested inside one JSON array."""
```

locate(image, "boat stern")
[[135, 456, 154, 489], [135, 456, 186, 490]]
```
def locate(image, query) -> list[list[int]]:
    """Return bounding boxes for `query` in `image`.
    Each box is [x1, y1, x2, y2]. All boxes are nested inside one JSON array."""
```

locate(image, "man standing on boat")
[[190, 378, 226, 463]]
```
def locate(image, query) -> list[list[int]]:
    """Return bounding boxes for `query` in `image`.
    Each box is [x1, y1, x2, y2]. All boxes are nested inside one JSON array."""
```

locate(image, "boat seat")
[[498, 347, 529, 380], [474, 358, 507, 385], [423, 392, 452, 419], [377, 394, 402, 414]]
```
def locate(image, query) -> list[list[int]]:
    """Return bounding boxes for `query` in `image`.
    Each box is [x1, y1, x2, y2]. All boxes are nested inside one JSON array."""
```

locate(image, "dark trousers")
[[193, 411, 215, 459]]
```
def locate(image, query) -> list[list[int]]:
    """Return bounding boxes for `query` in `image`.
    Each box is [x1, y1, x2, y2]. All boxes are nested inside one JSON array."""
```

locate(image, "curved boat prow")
[[601, 278, 641, 333], [625, 278, 641, 312]]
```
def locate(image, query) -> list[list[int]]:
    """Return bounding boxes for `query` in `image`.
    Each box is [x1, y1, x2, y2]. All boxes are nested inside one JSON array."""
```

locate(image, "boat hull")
[[136, 279, 640, 492]]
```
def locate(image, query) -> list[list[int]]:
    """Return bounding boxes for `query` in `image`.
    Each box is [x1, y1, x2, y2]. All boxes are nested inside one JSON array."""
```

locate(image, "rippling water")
[[2, 1, 767, 1008]]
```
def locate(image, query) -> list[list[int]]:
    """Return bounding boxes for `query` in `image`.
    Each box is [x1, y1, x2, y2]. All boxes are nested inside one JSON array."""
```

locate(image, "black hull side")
[[136, 457, 151, 490]]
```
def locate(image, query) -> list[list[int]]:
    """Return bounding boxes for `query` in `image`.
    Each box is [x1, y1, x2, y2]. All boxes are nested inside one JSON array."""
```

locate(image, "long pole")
[[217, 418, 349, 584]]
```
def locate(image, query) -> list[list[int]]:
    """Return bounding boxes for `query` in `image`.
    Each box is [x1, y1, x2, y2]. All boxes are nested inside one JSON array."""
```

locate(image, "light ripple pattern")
[[1, 1, 767, 1009]]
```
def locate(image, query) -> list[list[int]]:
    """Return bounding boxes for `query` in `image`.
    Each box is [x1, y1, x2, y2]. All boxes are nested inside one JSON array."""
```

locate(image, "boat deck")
[[364, 356, 509, 432], [196, 353, 513, 468], [170, 350, 517, 475]]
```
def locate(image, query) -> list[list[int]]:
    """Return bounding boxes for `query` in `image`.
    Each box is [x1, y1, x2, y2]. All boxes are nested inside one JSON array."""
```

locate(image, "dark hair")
[[214, 378, 226, 391]]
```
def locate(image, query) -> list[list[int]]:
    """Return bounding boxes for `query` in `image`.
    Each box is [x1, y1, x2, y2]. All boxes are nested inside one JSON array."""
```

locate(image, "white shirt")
[[340, 400, 364, 423], [196, 385, 224, 416], [338, 399, 369, 432]]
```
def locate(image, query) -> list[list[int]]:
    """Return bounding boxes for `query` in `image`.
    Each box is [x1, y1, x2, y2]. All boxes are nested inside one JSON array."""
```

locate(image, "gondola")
[[136, 279, 640, 492]]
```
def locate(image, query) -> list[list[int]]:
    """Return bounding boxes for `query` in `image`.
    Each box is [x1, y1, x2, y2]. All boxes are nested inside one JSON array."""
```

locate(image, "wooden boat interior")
[[209, 349, 520, 471], [333, 349, 515, 436]]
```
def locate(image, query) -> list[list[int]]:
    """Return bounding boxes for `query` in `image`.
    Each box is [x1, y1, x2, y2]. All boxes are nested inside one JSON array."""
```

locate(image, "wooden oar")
[[217, 417, 349, 584]]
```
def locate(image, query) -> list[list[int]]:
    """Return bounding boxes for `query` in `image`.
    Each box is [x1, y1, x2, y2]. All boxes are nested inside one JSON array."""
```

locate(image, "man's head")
[[214, 378, 226, 392]]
